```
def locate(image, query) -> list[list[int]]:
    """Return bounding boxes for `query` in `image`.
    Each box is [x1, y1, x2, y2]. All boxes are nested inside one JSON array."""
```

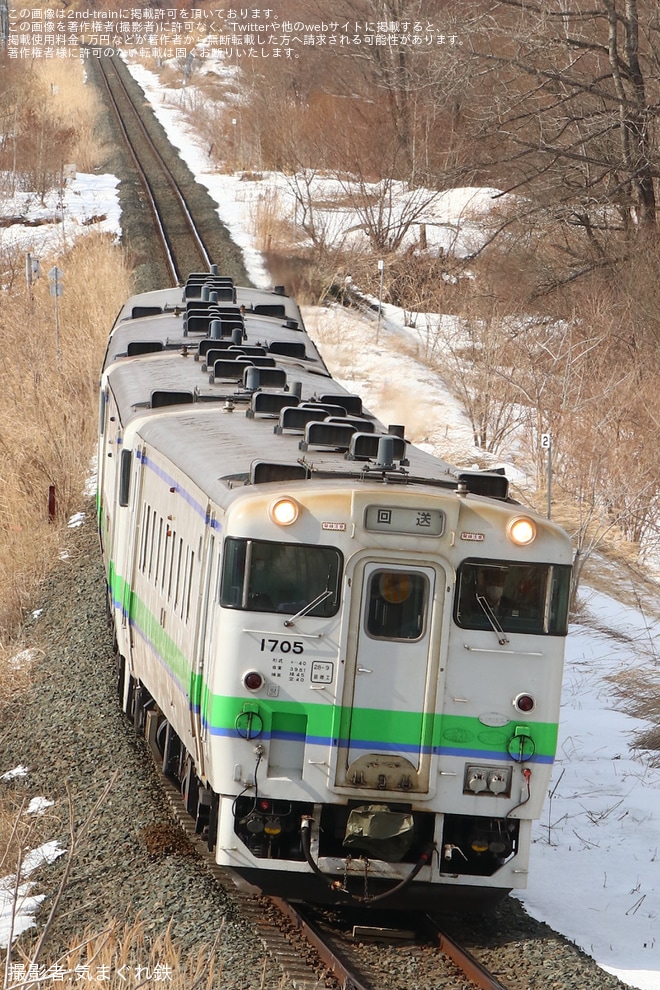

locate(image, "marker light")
[[514, 693, 535, 713], [243, 670, 264, 691], [507, 517, 536, 546], [269, 496, 299, 526]]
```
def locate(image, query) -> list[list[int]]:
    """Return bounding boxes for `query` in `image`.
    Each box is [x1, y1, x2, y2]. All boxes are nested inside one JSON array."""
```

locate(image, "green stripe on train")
[[108, 564, 558, 757]]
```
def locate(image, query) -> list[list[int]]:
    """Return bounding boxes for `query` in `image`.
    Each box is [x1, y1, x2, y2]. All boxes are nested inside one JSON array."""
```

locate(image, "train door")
[[99, 389, 121, 560], [336, 561, 441, 794], [189, 530, 215, 777], [123, 445, 146, 646]]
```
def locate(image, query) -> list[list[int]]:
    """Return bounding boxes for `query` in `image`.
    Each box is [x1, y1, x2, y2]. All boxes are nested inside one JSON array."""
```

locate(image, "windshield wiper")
[[476, 595, 509, 646], [283, 588, 333, 627]]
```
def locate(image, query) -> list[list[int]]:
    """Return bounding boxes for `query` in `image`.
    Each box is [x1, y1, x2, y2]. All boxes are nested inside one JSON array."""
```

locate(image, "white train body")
[[98, 274, 573, 908]]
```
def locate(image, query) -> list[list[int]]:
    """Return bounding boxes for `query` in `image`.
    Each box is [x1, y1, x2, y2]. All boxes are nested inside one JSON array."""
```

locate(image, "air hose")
[[300, 816, 434, 904]]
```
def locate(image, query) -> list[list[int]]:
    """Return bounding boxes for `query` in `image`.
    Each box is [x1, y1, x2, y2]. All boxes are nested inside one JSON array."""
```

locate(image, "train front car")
[[100, 273, 573, 911], [203, 467, 572, 909]]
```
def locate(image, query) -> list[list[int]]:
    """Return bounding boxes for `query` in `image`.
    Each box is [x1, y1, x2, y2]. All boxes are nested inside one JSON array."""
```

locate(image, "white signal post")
[[26, 252, 40, 303], [541, 433, 552, 518], [377, 259, 384, 342], [48, 266, 64, 373]]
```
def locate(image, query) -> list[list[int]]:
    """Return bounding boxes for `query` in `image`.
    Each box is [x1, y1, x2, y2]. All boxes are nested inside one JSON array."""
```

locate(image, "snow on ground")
[[0, 53, 659, 990], [0, 173, 121, 266], [0, 839, 65, 948]]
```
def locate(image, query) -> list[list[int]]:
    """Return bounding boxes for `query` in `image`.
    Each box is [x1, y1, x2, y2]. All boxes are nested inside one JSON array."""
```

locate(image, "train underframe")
[[120, 660, 518, 910]]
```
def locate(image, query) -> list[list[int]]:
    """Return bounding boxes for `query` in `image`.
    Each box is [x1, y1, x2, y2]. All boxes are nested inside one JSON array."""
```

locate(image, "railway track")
[[92, 52, 252, 290], [92, 54, 495, 990], [159, 769, 512, 990], [96, 53, 212, 282]]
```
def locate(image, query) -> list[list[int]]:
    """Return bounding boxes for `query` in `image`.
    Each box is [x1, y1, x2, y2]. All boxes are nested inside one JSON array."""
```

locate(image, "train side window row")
[[138, 501, 195, 623], [220, 538, 342, 617]]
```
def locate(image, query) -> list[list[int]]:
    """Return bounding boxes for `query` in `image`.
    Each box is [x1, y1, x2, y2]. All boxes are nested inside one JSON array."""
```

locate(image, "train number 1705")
[[259, 638, 304, 654]]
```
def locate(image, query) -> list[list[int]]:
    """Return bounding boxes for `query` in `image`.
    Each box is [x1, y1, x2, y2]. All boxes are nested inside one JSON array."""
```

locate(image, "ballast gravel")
[[0, 508, 631, 990], [0, 509, 287, 988]]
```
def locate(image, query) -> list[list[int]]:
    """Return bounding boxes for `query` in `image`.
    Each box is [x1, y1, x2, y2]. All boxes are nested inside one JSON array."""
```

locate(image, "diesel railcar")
[[98, 270, 572, 908]]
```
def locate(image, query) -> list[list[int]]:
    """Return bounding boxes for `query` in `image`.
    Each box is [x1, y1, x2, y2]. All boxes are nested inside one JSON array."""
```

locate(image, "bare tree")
[[336, 170, 441, 252], [465, 1, 660, 263]]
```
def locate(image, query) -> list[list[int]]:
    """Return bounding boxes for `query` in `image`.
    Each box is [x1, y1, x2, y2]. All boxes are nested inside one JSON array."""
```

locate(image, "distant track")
[[96, 53, 213, 283]]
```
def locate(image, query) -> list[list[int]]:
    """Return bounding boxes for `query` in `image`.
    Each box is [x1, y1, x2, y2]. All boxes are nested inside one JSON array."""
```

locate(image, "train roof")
[[112, 282, 304, 328], [105, 350, 361, 428], [103, 309, 329, 372], [125, 390, 458, 510], [103, 347, 489, 508], [104, 271, 519, 509]]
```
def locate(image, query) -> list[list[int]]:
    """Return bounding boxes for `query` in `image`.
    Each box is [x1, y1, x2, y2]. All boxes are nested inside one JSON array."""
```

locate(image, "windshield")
[[454, 560, 571, 636], [220, 538, 342, 617]]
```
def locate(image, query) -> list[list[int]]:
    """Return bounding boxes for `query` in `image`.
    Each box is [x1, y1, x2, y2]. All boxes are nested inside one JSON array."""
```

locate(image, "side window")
[[147, 509, 157, 579], [119, 449, 132, 507], [161, 524, 171, 589], [99, 390, 107, 437], [154, 517, 164, 586], [167, 529, 177, 600], [365, 570, 428, 640], [220, 539, 246, 607], [139, 502, 150, 572], [185, 550, 195, 622]]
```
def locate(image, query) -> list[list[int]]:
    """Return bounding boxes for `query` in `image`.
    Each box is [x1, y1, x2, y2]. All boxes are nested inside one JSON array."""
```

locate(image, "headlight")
[[269, 496, 300, 526], [507, 517, 536, 546]]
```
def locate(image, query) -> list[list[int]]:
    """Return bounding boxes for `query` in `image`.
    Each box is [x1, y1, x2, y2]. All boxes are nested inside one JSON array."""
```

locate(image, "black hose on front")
[[300, 816, 434, 905]]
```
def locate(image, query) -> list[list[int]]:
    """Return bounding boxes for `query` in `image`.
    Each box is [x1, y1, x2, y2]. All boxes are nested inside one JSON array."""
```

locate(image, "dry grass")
[[0, 235, 129, 898], [6, 914, 289, 989], [606, 668, 660, 765], [251, 186, 296, 252], [0, 233, 131, 644], [33, 61, 106, 173]]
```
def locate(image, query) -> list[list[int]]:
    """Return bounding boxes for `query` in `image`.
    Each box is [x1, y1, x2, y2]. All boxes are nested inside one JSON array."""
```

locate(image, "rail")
[[95, 53, 213, 283]]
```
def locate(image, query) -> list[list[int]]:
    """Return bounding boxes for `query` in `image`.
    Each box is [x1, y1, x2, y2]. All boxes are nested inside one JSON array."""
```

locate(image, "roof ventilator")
[[299, 421, 357, 452], [249, 461, 310, 484], [209, 358, 253, 382], [347, 432, 407, 463], [247, 392, 300, 418], [243, 367, 287, 390], [457, 469, 509, 500], [360, 434, 411, 476], [127, 341, 164, 356], [150, 390, 194, 408], [275, 406, 329, 434], [268, 340, 306, 359], [318, 393, 363, 415], [202, 347, 244, 371], [131, 305, 162, 319]]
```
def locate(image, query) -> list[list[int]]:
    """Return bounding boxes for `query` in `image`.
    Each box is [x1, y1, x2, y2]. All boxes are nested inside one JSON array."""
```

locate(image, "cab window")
[[454, 560, 571, 635], [220, 538, 342, 617], [365, 570, 428, 640]]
